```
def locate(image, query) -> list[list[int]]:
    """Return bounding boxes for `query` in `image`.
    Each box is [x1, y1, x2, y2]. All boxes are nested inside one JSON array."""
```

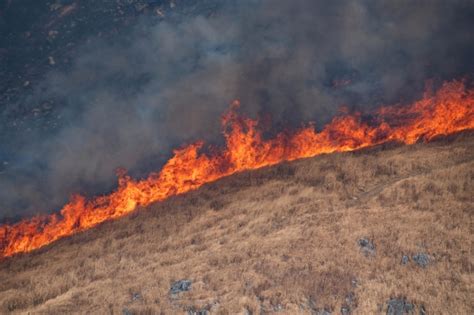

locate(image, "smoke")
[[1, 0, 473, 219]]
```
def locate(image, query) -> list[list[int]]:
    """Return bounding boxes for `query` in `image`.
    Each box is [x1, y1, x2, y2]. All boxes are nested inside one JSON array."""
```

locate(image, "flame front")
[[1, 80, 473, 258]]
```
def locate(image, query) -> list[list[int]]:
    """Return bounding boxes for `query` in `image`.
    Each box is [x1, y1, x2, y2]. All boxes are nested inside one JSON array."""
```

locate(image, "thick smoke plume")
[[1, 0, 473, 219]]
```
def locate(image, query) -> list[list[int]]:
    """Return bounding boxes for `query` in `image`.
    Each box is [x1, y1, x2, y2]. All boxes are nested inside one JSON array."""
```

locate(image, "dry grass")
[[0, 133, 473, 314]]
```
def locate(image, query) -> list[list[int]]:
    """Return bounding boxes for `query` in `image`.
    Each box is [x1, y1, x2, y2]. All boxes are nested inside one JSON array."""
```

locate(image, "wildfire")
[[1, 80, 473, 258]]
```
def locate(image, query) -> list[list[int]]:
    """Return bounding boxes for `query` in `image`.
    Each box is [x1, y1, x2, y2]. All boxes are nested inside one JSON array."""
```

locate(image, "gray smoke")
[[1, 0, 473, 219]]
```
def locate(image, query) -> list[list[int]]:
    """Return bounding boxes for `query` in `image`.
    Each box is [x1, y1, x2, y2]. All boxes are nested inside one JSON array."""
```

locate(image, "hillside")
[[0, 133, 473, 314]]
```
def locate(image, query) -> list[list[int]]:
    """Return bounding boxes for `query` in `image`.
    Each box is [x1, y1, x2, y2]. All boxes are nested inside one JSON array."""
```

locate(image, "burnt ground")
[[0, 0, 219, 161], [1, 1, 153, 152], [0, 0, 221, 221]]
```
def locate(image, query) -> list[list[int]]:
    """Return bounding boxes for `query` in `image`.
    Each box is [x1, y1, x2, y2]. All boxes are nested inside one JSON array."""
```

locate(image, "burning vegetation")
[[0, 80, 473, 258]]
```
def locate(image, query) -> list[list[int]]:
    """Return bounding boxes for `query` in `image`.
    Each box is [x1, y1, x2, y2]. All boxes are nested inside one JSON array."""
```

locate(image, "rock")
[[273, 304, 283, 312], [401, 255, 409, 265], [358, 238, 375, 256], [345, 292, 355, 305], [170, 279, 192, 294], [122, 308, 133, 315], [341, 305, 351, 315], [351, 279, 358, 287], [131, 292, 141, 301], [341, 292, 356, 314], [187, 307, 208, 315], [386, 298, 414, 315], [155, 8, 165, 17], [412, 253, 431, 268], [307, 297, 331, 315]]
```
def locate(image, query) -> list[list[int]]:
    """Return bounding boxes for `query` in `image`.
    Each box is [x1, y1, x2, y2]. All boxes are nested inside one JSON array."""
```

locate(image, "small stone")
[[358, 238, 375, 256], [170, 279, 192, 294], [401, 255, 409, 265], [412, 253, 431, 268], [345, 292, 355, 305], [132, 292, 141, 301], [341, 292, 356, 314], [419, 305, 426, 315], [386, 298, 414, 315], [187, 308, 208, 315], [341, 305, 351, 315], [273, 304, 283, 312]]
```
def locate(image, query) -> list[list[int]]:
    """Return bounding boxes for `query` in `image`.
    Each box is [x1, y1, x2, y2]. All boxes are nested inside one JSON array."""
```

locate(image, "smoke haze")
[[1, 0, 474, 219]]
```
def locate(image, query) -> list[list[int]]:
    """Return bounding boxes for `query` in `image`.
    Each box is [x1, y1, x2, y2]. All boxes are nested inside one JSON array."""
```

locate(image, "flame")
[[1, 80, 473, 258]]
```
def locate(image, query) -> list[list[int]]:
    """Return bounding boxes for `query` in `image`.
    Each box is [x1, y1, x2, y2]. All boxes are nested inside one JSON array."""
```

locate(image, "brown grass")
[[0, 133, 473, 314]]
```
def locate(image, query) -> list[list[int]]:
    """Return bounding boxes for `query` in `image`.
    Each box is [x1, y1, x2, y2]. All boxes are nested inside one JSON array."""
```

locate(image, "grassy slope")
[[0, 133, 472, 314]]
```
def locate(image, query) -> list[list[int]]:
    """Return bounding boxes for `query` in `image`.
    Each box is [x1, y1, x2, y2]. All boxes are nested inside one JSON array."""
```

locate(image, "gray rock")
[[122, 308, 133, 315], [131, 292, 141, 301], [187, 307, 208, 315], [341, 305, 351, 315], [412, 253, 431, 268], [341, 292, 356, 314], [170, 279, 192, 294], [273, 304, 283, 312], [386, 298, 414, 315], [309, 307, 332, 315], [351, 279, 358, 287], [307, 295, 331, 315], [358, 238, 375, 256], [401, 255, 409, 265], [345, 292, 355, 305]]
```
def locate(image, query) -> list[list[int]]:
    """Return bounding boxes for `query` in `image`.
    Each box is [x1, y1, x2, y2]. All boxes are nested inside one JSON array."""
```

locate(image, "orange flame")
[[1, 80, 473, 258]]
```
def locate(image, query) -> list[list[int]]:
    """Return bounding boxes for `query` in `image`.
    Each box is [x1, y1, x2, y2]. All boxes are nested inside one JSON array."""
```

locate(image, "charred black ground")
[[1, 0, 474, 219]]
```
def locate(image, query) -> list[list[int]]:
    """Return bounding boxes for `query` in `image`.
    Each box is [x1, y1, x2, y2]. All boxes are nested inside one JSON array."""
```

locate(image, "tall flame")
[[1, 80, 473, 258]]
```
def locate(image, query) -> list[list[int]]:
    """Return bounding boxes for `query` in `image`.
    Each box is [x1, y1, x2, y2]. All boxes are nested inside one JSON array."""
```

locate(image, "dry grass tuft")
[[0, 133, 473, 314]]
